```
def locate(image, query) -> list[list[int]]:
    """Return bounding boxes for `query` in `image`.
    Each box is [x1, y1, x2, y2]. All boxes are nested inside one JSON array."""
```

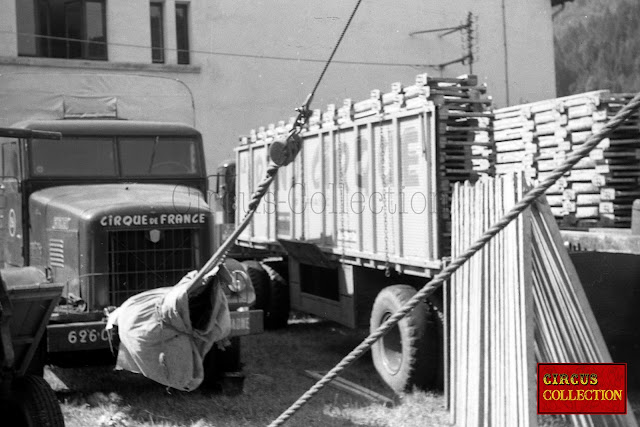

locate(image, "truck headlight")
[[222, 259, 256, 307], [228, 269, 249, 293]]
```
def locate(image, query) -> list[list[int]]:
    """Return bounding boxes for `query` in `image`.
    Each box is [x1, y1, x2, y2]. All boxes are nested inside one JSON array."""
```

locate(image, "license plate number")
[[67, 328, 110, 345], [47, 322, 114, 352]]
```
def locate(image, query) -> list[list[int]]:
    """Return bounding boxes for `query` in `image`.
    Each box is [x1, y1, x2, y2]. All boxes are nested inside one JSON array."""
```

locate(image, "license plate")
[[229, 310, 263, 337], [229, 311, 251, 337], [47, 322, 114, 352]]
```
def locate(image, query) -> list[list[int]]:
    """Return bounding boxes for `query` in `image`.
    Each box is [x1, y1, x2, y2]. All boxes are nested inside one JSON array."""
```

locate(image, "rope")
[[266, 92, 640, 427], [309, 0, 364, 100], [186, 0, 364, 292]]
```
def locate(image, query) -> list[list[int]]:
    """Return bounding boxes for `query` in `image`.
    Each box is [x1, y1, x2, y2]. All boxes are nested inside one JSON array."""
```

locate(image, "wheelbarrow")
[[0, 267, 65, 426]]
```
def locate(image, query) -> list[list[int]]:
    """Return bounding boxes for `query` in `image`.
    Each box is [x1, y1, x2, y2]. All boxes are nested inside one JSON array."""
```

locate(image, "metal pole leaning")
[[267, 92, 640, 427]]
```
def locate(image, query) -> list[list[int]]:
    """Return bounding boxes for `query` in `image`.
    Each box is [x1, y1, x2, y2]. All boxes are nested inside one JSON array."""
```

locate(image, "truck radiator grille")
[[107, 228, 199, 306]]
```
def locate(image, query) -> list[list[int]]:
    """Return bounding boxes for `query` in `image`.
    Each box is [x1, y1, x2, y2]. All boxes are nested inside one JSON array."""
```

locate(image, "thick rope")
[[186, 0, 364, 293], [267, 92, 640, 427]]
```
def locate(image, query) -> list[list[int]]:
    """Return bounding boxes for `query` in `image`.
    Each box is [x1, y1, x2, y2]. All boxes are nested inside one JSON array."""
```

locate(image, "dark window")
[[175, 3, 190, 64], [30, 137, 116, 177], [150, 2, 164, 63], [16, 0, 107, 60], [118, 137, 200, 176]]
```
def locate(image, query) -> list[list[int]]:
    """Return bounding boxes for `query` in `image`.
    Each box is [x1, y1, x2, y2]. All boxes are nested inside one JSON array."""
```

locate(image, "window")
[[150, 2, 164, 63], [119, 137, 199, 176], [31, 137, 116, 177], [175, 3, 190, 64], [16, 0, 107, 60]]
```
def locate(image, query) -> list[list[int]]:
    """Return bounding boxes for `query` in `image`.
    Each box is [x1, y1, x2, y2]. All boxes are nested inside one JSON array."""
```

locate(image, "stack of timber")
[[449, 173, 535, 427], [493, 91, 640, 228], [417, 73, 494, 252], [237, 73, 492, 265], [448, 174, 637, 427], [531, 196, 637, 427]]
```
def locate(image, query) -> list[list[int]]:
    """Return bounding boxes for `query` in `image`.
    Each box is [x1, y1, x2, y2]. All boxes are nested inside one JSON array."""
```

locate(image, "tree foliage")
[[555, 0, 640, 95]]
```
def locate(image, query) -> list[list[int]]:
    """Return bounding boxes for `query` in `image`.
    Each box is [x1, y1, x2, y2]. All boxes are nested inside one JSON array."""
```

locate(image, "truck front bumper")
[[46, 309, 264, 353]]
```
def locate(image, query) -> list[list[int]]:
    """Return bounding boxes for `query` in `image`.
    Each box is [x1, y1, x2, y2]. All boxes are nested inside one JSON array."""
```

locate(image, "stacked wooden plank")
[[399, 73, 494, 254], [449, 174, 637, 427], [531, 199, 638, 427], [449, 174, 535, 427], [493, 91, 640, 228]]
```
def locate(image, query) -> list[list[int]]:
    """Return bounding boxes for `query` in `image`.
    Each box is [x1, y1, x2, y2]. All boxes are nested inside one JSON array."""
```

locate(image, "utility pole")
[[409, 12, 476, 75]]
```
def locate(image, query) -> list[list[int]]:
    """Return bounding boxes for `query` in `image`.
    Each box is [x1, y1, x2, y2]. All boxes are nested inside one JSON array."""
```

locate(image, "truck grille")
[[107, 228, 199, 306]]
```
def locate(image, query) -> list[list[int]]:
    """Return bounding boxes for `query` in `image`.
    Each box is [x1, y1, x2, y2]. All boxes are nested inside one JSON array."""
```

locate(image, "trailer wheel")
[[370, 285, 441, 394], [6, 375, 65, 427], [261, 263, 290, 329]]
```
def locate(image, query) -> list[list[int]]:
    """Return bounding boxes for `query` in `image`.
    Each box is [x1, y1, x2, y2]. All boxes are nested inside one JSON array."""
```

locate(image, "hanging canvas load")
[[106, 266, 231, 391], [448, 174, 637, 427]]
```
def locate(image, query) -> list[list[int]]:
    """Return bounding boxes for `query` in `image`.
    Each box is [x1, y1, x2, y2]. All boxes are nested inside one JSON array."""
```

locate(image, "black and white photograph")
[[0, 0, 639, 426]]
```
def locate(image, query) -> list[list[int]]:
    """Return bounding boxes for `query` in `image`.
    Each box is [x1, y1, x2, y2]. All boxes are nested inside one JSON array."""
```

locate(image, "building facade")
[[1, 0, 558, 171]]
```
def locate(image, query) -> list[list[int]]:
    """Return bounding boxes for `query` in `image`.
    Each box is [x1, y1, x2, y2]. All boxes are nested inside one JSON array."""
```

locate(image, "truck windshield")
[[31, 137, 116, 176], [119, 137, 199, 176], [30, 136, 200, 177]]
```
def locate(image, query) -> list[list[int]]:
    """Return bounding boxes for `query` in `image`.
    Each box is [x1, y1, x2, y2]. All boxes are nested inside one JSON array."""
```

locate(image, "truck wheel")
[[242, 260, 269, 310], [370, 285, 441, 394], [8, 375, 65, 426], [261, 263, 290, 329]]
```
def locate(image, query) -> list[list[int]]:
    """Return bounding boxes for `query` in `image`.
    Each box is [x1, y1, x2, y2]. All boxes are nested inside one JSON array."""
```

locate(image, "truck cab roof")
[[10, 120, 201, 137]]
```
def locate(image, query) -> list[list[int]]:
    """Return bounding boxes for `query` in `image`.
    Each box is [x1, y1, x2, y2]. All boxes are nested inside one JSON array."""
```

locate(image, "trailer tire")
[[370, 285, 441, 394], [261, 263, 290, 329], [6, 375, 64, 427], [242, 260, 269, 310]]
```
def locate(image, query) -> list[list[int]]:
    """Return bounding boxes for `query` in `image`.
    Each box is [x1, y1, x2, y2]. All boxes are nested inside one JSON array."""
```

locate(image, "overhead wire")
[[0, 30, 442, 69]]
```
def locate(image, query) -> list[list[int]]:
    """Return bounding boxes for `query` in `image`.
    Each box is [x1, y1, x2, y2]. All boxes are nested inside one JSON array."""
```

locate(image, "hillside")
[[554, 0, 640, 95]]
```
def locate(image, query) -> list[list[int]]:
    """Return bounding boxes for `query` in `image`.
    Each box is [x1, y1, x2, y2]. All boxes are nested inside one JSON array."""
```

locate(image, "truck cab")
[[0, 119, 260, 380]]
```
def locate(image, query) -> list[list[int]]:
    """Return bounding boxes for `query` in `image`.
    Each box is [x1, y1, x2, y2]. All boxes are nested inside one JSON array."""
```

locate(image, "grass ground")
[[49, 317, 640, 426]]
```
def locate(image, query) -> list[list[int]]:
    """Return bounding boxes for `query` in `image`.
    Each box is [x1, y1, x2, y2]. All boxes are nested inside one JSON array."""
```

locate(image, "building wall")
[[0, 0, 556, 173]]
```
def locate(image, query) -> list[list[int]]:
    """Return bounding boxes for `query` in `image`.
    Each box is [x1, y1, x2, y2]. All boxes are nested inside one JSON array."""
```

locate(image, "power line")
[[1, 30, 441, 69]]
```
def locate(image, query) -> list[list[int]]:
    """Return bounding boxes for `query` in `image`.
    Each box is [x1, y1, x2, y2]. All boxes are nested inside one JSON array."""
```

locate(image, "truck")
[[0, 73, 262, 391], [219, 74, 640, 394], [215, 73, 494, 393]]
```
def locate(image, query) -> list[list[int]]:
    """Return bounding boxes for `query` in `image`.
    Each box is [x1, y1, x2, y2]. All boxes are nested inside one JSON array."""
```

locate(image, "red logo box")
[[537, 363, 627, 414]]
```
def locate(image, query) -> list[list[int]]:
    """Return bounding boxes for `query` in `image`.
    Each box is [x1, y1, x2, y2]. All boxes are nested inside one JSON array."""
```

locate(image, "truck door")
[[1, 140, 24, 267]]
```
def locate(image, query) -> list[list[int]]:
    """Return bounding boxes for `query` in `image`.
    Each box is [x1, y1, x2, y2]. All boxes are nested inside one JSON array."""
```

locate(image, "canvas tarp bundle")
[[106, 269, 230, 391]]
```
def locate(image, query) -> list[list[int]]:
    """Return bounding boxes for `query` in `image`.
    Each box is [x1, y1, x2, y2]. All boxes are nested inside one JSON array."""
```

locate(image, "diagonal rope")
[[266, 92, 640, 427], [186, 0, 364, 292]]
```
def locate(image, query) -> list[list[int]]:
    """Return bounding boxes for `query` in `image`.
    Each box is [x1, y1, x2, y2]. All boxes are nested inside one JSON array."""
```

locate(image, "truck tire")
[[242, 260, 269, 310], [261, 263, 290, 329], [7, 375, 65, 427], [370, 285, 441, 394]]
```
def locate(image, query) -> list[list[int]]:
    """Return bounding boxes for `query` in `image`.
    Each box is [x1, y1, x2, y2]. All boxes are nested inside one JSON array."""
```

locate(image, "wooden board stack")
[[449, 174, 637, 427], [531, 198, 638, 427], [493, 91, 640, 228], [401, 73, 494, 254], [449, 174, 535, 427]]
